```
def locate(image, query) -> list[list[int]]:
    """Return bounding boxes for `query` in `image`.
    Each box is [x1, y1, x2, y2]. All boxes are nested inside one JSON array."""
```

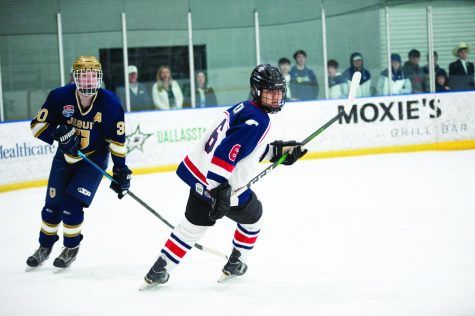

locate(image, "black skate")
[[218, 248, 248, 283], [139, 256, 170, 291], [26, 246, 53, 271], [53, 246, 79, 271]]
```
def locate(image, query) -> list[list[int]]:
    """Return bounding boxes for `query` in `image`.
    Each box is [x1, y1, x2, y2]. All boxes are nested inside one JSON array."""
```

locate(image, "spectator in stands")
[[327, 59, 348, 99], [422, 51, 447, 92], [342, 52, 371, 97], [448, 42, 474, 91], [152, 65, 184, 110], [289, 50, 319, 100], [402, 49, 424, 93], [436, 72, 450, 93], [278, 57, 293, 100], [376, 53, 412, 96], [116, 65, 153, 111], [195, 71, 218, 107]]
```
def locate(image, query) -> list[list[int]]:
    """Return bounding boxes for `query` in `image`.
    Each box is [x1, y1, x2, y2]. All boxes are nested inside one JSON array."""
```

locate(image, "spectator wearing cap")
[[116, 65, 153, 111], [376, 53, 412, 96], [422, 51, 447, 92], [278, 57, 293, 100], [289, 50, 319, 101], [342, 52, 371, 97], [402, 49, 424, 93], [327, 59, 348, 99], [448, 42, 474, 91]]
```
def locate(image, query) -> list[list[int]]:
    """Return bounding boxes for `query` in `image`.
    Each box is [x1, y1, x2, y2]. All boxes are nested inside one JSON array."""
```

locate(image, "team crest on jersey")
[[245, 119, 259, 126], [62, 105, 75, 118], [229, 144, 241, 162], [49, 187, 56, 198]]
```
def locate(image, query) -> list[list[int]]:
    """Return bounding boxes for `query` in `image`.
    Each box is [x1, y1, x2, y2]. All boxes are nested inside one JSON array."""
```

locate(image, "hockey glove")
[[53, 125, 80, 156], [270, 140, 308, 166], [110, 166, 132, 199], [209, 181, 232, 221]]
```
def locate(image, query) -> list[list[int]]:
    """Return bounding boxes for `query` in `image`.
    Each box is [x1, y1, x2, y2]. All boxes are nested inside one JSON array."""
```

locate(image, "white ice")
[[1, 150, 475, 316]]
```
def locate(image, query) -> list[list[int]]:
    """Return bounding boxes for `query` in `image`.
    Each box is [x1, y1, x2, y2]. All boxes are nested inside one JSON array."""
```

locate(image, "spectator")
[[422, 51, 447, 92], [327, 59, 348, 99], [152, 65, 184, 110], [448, 42, 474, 91], [402, 49, 424, 93], [116, 65, 153, 111], [436, 72, 450, 93], [376, 53, 412, 96], [195, 71, 218, 107], [289, 50, 319, 100], [342, 52, 371, 97], [278, 57, 293, 100]]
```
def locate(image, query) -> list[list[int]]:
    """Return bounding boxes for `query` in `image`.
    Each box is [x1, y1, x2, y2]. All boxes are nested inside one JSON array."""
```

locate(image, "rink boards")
[[1, 91, 474, 191]]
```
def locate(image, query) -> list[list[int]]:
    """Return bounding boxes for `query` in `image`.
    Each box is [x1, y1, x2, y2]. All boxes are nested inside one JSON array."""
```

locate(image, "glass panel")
[[259, 1, 322, 102], [386, 3, 429, 96], [190, 0, 256, 108], [122, 0, 188, 111], [326, 6, 381, 99], [432, 1, 475, 92], [0, 1, 60, 121]]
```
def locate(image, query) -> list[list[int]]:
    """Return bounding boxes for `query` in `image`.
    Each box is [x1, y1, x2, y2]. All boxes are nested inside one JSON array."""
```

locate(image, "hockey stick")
[[239, 71, 361, 192], [77, 151, 228, 259]]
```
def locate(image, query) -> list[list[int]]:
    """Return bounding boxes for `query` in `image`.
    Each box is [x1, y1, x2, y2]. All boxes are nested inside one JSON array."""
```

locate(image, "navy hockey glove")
[[53, 125, 80, 156], [270, 140, 308, 166], [209, 181, 232, 221], [110, 166, 132, 199]]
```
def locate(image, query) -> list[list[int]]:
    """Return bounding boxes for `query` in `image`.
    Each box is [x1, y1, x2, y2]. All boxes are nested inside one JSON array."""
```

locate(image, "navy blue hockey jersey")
[[30, 84, 126, 167]]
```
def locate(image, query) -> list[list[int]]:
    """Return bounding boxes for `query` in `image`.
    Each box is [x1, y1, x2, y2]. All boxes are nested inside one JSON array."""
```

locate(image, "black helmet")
[[250, 64, 287, 114]]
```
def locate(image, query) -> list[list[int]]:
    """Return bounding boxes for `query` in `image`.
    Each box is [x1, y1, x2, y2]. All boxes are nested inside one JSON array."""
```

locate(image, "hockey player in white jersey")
[[141, 64, 307, 288]]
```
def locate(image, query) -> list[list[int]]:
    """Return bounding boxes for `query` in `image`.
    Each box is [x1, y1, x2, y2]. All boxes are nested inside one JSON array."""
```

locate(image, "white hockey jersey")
[[176, 100, 272, 206]]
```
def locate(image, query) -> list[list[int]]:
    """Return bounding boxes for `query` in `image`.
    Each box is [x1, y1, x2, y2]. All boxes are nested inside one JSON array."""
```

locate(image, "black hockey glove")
[[209, 181, 232, 221], [270, 140, 308, 166], [53, 125, 80, 156], [110, 166, 132, 199]]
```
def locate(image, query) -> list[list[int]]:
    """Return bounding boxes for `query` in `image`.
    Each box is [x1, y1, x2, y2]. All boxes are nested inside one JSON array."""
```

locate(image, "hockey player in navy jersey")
[[141, 64, 307, 288], [26, 56, 132, 271]]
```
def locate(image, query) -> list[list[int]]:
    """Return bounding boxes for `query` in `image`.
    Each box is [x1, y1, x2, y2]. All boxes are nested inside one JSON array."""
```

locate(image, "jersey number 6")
[[204, 118, 226, 154]]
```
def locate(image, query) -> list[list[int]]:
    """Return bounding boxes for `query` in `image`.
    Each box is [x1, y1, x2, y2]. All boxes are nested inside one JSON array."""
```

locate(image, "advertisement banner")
[[1, 91, 474, 189]]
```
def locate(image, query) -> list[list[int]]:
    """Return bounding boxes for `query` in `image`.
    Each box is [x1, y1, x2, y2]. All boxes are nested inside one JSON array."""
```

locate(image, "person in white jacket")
[[377, 53, 412, 96], [152, 65, 184, 110]]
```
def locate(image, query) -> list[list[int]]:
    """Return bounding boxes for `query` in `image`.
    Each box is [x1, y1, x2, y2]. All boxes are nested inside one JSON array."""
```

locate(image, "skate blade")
[[217, 272, 238, 283], [139, 280, 162, 291], [52, 266, 69, 273], [25, 265, 38, 272]]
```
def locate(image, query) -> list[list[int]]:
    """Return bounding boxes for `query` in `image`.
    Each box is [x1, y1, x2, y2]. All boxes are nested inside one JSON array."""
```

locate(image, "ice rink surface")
[[1, 150, 474, 316]]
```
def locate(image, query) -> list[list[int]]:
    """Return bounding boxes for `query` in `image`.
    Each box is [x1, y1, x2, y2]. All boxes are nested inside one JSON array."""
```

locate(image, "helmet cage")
[[73, 69, 103, 96], [250, 64, 287, 114]]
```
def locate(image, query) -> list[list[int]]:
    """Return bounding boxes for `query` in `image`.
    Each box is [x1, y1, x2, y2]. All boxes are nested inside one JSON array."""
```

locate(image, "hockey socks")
[[231, 222, 261, 263]]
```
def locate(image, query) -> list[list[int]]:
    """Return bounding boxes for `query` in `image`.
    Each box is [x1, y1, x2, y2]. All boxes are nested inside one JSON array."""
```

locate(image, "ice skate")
[[26, 246, 53, 271], [53, 246, 79, 271], [139, 256, 170, 291], [217, 248, 248, 283]]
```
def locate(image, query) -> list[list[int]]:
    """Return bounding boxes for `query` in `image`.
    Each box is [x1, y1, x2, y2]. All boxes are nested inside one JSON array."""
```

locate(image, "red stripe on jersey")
[[211, 156, 235, 172], [234, 229, 258, 244], [184, 155, 208, 184], [164, 239, 187, 258]]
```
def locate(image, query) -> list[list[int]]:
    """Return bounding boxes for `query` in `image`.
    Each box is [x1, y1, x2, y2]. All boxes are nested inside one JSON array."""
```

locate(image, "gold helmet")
[[72, 56, 103, 96], [73, 56, 102, 71]]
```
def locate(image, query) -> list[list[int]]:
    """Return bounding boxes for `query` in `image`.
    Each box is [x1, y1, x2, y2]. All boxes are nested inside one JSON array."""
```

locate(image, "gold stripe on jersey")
[[109, 141, 126, 157], [31, 122, 50, 138], [75, 90, 98, 116], [64, 150, 96, 164]]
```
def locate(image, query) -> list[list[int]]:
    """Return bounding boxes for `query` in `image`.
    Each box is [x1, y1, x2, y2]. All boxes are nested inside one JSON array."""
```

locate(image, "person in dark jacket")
[[342, 52, 371, 97], [289, 50, 319, 101], [448, 42, 474, 91], [195, 71, 218, 107], [402, 49, 424, 93]]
